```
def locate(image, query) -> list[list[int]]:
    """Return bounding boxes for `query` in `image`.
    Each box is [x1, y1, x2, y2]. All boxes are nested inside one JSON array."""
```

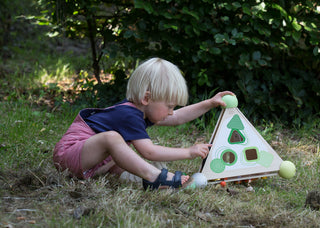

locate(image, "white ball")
[[191, 173, 208, 188]]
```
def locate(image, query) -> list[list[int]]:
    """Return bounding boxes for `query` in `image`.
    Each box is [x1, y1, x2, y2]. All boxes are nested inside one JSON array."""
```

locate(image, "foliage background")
[[1, 0, 320, 126], [119, 0, 320, 126]]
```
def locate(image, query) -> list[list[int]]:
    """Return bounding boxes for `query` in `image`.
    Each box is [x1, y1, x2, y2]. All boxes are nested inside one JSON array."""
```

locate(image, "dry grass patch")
[[1, 102, 319, 227]]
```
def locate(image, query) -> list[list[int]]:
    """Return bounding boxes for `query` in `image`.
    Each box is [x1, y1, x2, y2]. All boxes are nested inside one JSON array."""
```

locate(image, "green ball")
[[222, 95, 238, 108], [279, 161, 296, 179]]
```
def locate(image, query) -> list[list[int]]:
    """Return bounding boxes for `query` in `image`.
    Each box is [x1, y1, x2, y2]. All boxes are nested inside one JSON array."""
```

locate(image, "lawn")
[[1, 89, 319, 227], [0, 28, 319, 227]]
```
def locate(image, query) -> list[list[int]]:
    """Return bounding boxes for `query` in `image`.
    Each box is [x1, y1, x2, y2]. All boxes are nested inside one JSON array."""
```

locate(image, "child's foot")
[[143, 168, 191, 190], [163, 172, 189, 185], [158, 174, 190, 189]]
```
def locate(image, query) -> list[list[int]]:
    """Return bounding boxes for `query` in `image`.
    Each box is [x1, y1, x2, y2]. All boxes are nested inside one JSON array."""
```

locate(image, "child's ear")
[[141, 91, 151, 105]]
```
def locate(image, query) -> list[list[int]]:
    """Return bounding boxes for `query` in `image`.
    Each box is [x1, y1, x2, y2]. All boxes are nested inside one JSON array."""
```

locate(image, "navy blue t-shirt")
[[80, 100, 154, 142]]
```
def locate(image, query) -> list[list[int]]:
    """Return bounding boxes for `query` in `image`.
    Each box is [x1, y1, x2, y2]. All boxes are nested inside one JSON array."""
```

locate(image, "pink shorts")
[[53, 113, 112, 179]]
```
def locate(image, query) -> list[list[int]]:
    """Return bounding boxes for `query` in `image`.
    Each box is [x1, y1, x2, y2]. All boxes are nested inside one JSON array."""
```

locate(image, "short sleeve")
[[82, 104, 151, 142]]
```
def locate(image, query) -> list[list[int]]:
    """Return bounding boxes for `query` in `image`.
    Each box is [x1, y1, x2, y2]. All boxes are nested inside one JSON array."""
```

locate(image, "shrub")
[[118, 0, 320, 125], [40, 0, 319, 125]]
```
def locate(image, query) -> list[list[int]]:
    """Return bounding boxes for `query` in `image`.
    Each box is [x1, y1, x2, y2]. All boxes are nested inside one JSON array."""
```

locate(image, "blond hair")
[[126, 58, 188, 106]]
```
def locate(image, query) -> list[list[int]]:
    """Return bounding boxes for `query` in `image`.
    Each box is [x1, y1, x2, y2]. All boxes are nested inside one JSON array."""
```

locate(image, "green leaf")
[[258, 59, 268, 66], [252, 2, 266, 14], [159, 21, 178, 31], [232, 2, 241, 9], [229, 39, 236, 45], [185, 25, 193, 36], [134, 0, 154, 14], [197, 69, 211, 86], [292, 19, 302, 31], [259, 27, 271, 37], [221, 16, 229, 22], [231, 28, 238, 37], [193, 27, 200, 36], [302, 22, 313, 32], [163, 12, 173, 19], [134, 0, 144, 9], [242, 4, 251, 15], [210, 47, 221, 55], [272, 3, 288, 18], [166, 24, 178, 30], [239, 53, 250, 66], [231, 28, 243, 39], [311, 22, 317, 29], [38, 21, 50, 26], [292, 31, 301, 42], [251, 37, 260, 44], [138, 20, 147, 30], [313, 46, 319, 56], [123, 30, 133, 38], [182, 6, 200, 20], [214, 34, 225, 44], [252, 51, 261, 61]]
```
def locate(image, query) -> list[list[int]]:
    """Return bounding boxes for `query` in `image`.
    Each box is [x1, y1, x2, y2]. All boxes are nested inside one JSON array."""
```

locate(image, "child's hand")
[[188, 144, 212, 159], [208, 91, 235, 108]]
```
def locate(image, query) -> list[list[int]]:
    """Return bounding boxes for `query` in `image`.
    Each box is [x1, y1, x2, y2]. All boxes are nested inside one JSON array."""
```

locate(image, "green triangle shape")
[[227, 114, 244, 130]]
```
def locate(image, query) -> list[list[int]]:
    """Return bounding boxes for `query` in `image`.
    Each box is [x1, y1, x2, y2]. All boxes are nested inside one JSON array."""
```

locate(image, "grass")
[[1, 23, 320, 228], [1, 93, 319, 227]]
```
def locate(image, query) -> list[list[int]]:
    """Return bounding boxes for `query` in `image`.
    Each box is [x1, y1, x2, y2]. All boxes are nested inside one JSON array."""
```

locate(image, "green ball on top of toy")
[[222, 95, 238, 108]]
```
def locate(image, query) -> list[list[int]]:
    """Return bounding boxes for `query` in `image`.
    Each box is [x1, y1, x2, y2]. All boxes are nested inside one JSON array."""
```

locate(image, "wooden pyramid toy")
[[200, 95, 284, 184]]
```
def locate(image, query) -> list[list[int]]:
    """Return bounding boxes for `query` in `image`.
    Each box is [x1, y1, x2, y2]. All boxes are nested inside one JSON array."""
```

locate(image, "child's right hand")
[[207, 91, 235, 108], [188, 144, 211, 159]]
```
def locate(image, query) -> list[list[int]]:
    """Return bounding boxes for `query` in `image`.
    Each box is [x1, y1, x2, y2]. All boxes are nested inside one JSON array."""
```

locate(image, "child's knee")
[[101, 131, 125, 143]]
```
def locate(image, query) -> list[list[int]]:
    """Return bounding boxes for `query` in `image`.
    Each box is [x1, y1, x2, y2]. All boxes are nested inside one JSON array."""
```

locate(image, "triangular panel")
[[200, 108, 283, 183]]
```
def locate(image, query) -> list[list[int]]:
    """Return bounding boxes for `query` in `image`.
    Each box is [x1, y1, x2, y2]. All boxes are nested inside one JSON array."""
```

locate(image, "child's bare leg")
[[81, 131, 189, 184], [93, 160, 125, 177]]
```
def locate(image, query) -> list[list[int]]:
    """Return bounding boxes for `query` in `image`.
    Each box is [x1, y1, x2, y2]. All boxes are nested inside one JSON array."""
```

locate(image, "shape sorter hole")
[[245, 148, 258, 161], [222, 151, 237, 165], [230, 130, 244, 143]]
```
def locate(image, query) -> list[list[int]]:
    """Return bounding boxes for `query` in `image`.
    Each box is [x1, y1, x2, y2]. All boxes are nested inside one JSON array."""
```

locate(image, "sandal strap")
[[142, 168, 182, 190], [159, 168, 169, 183], [172, 171, 182, 188], [142, 168, 167, 190]]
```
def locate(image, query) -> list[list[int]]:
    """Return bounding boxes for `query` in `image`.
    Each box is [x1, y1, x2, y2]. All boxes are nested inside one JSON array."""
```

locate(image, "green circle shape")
[[210, 158, 225, 173], [220, 149, 238, 166], [222, 95, 238, 108]]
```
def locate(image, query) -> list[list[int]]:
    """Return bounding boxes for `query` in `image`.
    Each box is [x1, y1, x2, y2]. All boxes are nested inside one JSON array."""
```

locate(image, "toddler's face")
[[144, 100, 175, 124]]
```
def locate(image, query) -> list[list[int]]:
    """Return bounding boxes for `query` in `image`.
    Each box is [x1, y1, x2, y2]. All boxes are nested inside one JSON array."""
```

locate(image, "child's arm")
[[157, 91, 235, 126], [131, 138, 211, 161]]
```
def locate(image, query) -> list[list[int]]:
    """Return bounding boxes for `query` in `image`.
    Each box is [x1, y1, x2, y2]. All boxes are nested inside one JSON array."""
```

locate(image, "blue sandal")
[[143, 168, 183, 190]]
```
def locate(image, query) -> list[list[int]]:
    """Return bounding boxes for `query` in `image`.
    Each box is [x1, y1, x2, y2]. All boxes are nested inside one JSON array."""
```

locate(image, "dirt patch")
[[1, 168, 61, 195], [305, 191, 320, 211]]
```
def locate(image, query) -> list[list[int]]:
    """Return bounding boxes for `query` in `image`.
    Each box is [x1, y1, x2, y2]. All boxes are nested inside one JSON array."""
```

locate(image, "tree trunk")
[[87, 16, 102, 84]]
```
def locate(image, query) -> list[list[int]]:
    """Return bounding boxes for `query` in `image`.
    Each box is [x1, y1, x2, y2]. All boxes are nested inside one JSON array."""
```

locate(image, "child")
[[53, 57, 234, 190]]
